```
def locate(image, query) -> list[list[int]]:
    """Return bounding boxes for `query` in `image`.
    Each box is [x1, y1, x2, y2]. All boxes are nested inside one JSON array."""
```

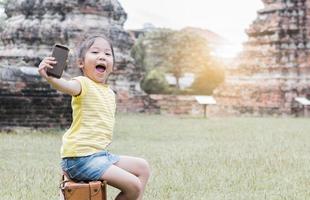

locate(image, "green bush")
[[141, 69, 171, 94]]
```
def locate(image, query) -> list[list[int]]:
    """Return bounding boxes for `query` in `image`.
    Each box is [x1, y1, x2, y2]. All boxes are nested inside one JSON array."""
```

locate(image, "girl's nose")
[[98, 53, 106, 60]]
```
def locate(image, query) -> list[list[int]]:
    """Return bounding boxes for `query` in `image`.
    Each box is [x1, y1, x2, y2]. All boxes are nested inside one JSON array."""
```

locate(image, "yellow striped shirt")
[[61, 76, 116, 158]]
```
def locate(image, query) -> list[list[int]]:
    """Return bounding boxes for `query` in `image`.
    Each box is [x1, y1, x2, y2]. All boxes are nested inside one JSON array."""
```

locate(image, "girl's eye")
[[105, 53, 112, 56], [91, 51, 99, 54]]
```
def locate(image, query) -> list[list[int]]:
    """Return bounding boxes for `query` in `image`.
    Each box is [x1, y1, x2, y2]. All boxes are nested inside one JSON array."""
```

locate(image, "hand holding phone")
[[46, 44, 69, 78]]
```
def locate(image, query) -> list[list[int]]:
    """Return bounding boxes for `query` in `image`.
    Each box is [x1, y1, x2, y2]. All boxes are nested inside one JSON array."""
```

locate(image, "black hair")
[[77, 34, 115, 68]]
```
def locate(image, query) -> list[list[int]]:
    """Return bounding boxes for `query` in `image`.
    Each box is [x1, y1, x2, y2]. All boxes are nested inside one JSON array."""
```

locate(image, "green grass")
[[1, 114, 310, 200]]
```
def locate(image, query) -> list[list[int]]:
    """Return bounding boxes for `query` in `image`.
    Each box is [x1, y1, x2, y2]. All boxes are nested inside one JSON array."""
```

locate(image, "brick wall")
[[0, 66, 213, 129], [117, 94, 209, 116], [0, 66, 72, 128]]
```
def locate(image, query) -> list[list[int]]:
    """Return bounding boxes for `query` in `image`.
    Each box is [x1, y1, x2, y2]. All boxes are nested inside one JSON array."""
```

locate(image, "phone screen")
[[47, 44, 69, 78]]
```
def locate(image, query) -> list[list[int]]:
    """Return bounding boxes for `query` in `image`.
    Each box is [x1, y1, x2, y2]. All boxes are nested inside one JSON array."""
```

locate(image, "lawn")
[[0, 114, 310, 200]]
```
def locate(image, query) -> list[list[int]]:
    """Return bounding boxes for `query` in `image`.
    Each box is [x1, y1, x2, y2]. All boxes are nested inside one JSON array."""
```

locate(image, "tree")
[[131, 37, 147, 72], [131, 28, 224, 94], [131, 28, 174, 73], [163, 31, 211, 90], [131, 29, 175, 94], [190, 60, 225, 95]]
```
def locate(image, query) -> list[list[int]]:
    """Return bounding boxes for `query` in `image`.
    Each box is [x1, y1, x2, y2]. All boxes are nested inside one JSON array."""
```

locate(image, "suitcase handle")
[[60, 175, 70, 189]]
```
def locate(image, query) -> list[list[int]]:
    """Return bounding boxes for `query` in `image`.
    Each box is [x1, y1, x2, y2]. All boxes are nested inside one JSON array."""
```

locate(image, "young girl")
[[38, 34, 150, 200]]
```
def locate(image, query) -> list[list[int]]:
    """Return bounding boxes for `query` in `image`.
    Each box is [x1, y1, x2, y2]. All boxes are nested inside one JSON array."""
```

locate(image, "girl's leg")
[[101, 165, 142, 200], [114, 156, 151, 200]]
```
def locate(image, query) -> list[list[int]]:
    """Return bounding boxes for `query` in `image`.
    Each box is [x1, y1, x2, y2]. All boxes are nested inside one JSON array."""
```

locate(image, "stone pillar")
[[0, 0, 142, 128], [210, 0, 310, 117]]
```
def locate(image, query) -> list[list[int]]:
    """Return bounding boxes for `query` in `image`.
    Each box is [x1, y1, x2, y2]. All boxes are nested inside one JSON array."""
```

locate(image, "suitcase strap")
[[60, 175, 70, 190], [59, 175, 67, 200]]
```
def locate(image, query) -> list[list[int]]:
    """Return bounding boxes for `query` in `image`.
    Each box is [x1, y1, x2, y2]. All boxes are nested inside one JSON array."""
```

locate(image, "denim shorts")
[[61, 150, 120, 182]]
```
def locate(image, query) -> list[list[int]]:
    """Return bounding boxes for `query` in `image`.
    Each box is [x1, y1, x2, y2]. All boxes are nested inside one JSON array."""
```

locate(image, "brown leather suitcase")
[[60, 177, 107, 200]]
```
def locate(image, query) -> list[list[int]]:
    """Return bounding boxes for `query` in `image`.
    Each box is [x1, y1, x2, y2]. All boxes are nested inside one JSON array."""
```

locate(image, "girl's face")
[[79, 38, 114, 83]]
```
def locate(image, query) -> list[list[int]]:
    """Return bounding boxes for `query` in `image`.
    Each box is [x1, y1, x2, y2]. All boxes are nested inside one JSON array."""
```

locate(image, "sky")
[[120, 0, 264, 57]]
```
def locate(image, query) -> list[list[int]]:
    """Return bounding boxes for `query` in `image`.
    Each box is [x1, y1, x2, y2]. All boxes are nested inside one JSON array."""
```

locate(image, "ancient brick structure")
[[0, 0, 142, 128], [0, 66, 72, 128], [116, 94, 207, 116], [211, 0, 310, 117], [146, 95, 203, 115]]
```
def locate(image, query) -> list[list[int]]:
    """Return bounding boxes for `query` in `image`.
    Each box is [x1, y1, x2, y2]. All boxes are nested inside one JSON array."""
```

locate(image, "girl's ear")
[[77, 59, 84, 69]]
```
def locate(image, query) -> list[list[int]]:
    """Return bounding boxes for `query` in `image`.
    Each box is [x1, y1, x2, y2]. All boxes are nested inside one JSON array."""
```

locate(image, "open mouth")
[[95, 64, 106, 73]]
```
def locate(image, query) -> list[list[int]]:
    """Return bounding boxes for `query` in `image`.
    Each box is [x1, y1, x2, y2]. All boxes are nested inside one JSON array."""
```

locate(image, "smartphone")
[[46, 44, 69, 78]]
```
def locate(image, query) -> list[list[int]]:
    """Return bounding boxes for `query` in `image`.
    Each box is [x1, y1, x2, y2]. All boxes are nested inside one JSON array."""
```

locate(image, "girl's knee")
[[139, 158, 151, 178], [125, 178, 142, 199]]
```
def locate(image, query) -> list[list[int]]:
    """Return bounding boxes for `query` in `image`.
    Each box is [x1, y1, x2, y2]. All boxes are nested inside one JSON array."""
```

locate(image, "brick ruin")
[[0, 0, 143, 128], [210, 0, 310, 117]]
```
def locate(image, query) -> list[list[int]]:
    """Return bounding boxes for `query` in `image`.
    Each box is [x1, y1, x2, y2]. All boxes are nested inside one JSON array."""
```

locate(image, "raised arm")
[[38, 57, 81, 96]]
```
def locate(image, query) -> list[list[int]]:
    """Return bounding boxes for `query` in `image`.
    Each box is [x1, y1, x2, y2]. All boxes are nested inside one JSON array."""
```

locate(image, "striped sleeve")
[[72, 76, 88, 98]]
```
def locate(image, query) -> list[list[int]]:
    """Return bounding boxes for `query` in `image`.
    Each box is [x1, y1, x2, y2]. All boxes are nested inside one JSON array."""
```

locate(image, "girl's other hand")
[[38, 57, 57, 79]]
